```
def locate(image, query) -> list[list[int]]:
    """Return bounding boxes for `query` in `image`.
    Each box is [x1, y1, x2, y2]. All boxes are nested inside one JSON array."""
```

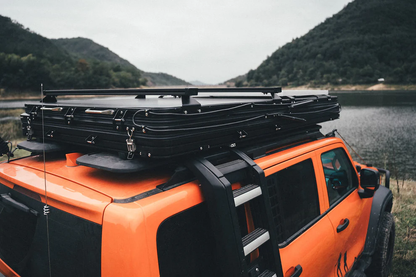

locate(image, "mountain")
[[53, 37, 190, 86], [240, 0, 416, 87], [0, 15, 189, 92], [0, 16, 71, 64], [0, 15, 145, 91], [143, 72, 191, 86], [189, 80, 209, 86], [52, 37, 137, 69]]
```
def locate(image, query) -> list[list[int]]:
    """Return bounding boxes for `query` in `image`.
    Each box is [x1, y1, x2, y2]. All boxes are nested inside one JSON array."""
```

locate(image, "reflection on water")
[[321, 91, 416, 180]]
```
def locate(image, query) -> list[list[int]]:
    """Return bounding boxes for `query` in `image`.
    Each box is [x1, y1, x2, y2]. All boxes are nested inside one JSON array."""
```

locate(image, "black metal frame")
[[41, 87, 282, 106]]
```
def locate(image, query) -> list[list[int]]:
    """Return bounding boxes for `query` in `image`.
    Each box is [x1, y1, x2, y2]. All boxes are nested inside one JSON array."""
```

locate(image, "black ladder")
[[187, 149, 283, 277]]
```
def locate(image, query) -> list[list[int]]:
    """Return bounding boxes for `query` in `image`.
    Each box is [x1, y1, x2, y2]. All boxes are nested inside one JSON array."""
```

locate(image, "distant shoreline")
[[1, 83, 416, 101], [283, 83, 416, 91]]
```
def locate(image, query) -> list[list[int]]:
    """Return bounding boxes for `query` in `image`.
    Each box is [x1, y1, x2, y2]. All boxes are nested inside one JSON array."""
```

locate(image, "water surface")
[[321, 91, 416, 180]]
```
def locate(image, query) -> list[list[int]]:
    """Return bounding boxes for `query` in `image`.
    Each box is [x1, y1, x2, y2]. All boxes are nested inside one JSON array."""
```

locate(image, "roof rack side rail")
[[199, 87, 282, 100]]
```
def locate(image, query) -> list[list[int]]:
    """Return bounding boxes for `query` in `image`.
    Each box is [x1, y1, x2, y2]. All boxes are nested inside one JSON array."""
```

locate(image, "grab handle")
[[85, 109, 115, 115], [40, 107, 63, 112]]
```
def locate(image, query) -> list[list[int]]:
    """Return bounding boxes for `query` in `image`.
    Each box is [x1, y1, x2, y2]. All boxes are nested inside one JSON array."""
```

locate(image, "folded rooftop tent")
[[19, 87, 340, 162]]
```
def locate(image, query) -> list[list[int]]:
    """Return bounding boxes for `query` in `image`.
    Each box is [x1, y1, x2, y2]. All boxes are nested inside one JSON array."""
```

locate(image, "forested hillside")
[[0, 15, 146, 91], [142, 72, 190, 86], [0, 16, 189, 92], [241, 0, 416, 87], [52, 37, 137, 70], [54, 37, 190, 86]]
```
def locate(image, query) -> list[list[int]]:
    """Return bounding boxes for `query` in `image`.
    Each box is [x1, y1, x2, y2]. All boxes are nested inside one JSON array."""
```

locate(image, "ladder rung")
[[233, 184, 262, 207], [242, 228, 270, 256], [258, 270, 277, 277], [216, 159, 248, 175]]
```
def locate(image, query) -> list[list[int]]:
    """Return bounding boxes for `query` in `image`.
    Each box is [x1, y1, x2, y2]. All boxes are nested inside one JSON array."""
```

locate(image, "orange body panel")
[[259, 139, 373, 276], [9, 155, 171, 200], [314, 143, 373, 273], [102, 181, 204, 277], [262, 150, 337, 276], [326, 191, 372, 273], [0, 162, 111, 224], [279, 216, 337, 277], [257, 137, 342, 170]]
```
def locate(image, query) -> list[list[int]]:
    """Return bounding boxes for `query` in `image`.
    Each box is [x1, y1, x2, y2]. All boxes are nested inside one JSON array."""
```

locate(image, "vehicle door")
[[263, 152, 338, 277], [315, 145, 373, 277]]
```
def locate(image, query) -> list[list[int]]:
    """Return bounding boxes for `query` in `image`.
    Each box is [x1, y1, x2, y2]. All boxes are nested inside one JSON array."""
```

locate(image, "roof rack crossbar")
[[43, 88, 199, 96], [42, 87, 282, 105]]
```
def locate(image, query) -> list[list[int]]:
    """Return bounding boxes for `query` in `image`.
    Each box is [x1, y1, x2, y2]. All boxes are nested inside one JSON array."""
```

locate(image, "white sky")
[[0, 0, 352, 84]]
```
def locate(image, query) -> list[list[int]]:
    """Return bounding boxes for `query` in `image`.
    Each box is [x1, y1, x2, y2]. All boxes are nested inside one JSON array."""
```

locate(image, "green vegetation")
[[142, 72, 191, 86], [243, 0, 416, 87], [0, 109, 26, 162], [391, 180, 416, 276], [52, 37, 137, 69], [0, 15, 146, 92], [0, 109, 25, 142], [54, 38, 190, 87], [0, 15, 190, 91]]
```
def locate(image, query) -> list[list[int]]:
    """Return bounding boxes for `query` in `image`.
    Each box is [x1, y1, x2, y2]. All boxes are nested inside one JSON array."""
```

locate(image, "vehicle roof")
[[2, 154, 171, 201], [1, 137, 343, 201]]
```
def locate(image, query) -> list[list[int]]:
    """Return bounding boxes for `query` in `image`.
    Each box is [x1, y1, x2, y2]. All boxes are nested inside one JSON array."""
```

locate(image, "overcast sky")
[[1, 0, 352, 84]]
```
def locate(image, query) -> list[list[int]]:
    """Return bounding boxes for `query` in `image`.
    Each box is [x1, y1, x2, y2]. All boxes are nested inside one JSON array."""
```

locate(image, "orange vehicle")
[[0, 88, 394, 277]]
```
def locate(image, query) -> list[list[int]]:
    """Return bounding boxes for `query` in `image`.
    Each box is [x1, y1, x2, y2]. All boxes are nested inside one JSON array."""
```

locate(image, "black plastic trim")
[[336, 218, 350, 233], [185, 157, 243, 277], [376, 167, 390, 189], [362, 186, 393, 256], [290, 265, 303, 277], [113, 188, 163, 204]]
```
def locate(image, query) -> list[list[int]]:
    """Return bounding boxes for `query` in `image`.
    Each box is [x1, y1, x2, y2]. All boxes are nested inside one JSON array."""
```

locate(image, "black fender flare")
[[362, 185, 393, 256]]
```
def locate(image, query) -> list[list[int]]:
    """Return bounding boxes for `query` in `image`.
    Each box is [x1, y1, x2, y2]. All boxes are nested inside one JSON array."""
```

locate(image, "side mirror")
[[329, 170, 349, 191], [358, 168, 380, 198]]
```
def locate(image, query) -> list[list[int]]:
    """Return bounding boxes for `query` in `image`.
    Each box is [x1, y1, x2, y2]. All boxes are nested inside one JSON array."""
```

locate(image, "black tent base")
[[19, 87, 340, 169]]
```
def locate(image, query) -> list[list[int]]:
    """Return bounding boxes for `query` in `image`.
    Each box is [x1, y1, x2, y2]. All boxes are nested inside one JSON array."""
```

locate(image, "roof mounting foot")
[[181, 95, 201, 108], [42, 95, 57, 103]]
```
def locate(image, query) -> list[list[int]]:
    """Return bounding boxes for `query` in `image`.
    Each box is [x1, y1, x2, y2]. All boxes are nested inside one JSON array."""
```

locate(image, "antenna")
[[41, 84, 52, 277]]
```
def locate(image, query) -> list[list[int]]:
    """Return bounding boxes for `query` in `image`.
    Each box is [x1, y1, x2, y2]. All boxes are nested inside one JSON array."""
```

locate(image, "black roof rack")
[[42, 87, 282, 107]]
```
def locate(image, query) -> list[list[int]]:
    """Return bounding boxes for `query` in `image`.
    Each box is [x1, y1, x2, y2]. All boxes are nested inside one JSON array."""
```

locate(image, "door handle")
[[289, 265, 302, 277], [337, 218, 350, 233]]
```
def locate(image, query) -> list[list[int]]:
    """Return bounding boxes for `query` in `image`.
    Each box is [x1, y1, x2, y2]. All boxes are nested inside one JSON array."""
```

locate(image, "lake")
[[320, 90, 416, 180]]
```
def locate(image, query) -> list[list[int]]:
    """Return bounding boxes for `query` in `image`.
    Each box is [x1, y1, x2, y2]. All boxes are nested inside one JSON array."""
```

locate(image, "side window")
[[157, 203, 221, 276], [321, 148, 358, 206], [266, 159, 320, 244]]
